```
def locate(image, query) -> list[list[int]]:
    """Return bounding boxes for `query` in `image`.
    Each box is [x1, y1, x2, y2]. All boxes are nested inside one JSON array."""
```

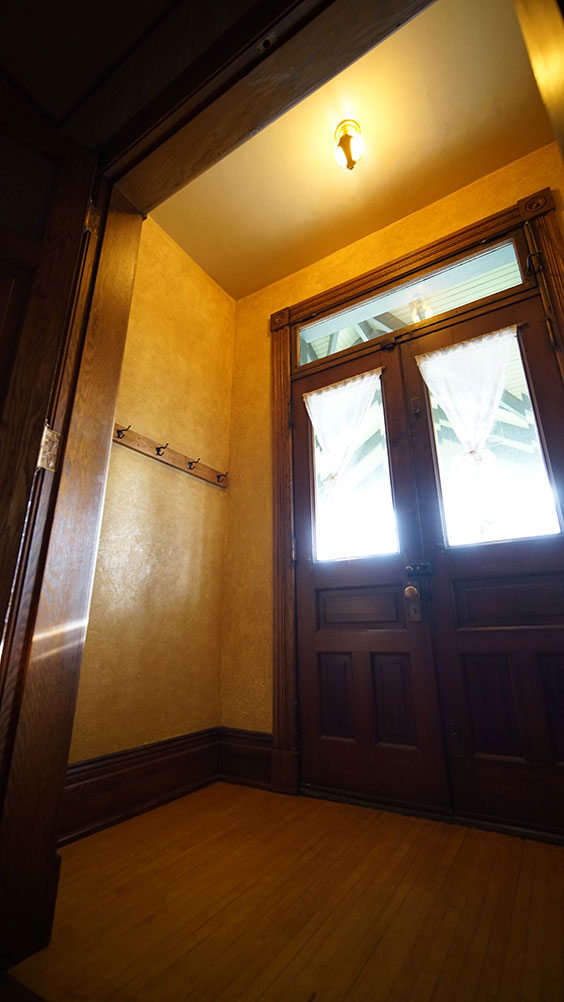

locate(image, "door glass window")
[[298, 238, 523, 366], [303, 370, 398, 560], [416, 327, 561, 546]]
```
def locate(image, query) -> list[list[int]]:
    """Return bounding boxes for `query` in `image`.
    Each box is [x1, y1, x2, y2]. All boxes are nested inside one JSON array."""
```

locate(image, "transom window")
[[298, 237, 525, 367]]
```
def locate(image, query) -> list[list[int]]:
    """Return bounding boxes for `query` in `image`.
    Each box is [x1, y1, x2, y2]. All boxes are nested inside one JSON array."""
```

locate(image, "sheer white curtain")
[[415, 326, 517, 544], [303, 369, 382, 487], [415, 326, 517, 470]]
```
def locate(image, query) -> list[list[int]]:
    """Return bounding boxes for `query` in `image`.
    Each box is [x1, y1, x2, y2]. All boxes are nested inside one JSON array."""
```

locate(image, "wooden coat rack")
[[113, 424, 229, 488]]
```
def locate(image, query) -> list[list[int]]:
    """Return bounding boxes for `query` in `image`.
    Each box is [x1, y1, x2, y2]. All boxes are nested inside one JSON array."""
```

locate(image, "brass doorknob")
[[404, 584, 419, 600]]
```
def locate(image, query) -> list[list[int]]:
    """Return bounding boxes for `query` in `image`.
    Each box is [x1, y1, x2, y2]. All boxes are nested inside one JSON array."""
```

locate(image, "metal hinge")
[[84, 201, 102, 238], [291, 535, 297, 563], [37, 424, 61, 472]]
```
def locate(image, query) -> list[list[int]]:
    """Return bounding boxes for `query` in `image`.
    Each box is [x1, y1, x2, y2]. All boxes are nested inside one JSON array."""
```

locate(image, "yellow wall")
[[70, 219, 235, 761], [220, 141, 564, 732]]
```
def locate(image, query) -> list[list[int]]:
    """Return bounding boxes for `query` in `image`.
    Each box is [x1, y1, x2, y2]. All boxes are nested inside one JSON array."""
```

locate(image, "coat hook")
[[116, 424, 131, 439], [155, 442, 169, 456], [188, 457, 200, 470], [216, 471, 228, 483]]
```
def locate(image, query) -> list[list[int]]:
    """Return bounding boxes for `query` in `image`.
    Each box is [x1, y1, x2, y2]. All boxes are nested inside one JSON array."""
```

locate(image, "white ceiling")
[[151, 0, 554, 300]]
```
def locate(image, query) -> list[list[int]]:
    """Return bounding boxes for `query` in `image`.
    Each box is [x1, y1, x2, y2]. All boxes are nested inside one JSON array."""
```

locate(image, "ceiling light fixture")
[[334, 119, 364, 170]]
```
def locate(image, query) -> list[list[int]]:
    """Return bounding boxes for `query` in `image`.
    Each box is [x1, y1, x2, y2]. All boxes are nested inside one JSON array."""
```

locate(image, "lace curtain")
[[415, 326, 517, 471], [303, 369, 382, 487]]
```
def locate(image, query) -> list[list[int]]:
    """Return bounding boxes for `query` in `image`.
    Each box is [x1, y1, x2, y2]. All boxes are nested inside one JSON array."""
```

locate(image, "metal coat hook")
[[116, 425, 131, 439], [155, 442, 169, 456], [216, 471, 228, 483], [188, 457, 200, 470]]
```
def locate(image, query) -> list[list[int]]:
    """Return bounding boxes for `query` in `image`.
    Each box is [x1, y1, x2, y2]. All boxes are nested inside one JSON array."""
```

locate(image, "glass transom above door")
[[298, 238, 522, 366]]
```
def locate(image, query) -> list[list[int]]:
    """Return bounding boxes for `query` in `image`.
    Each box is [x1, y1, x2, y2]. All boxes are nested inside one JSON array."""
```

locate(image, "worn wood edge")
[[113, 424, 229, 488], [117, 0, 435, 213], [59, 727, 274, 844]]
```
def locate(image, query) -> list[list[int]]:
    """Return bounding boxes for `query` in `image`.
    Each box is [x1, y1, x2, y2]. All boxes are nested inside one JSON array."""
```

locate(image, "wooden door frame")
[[269, 188, 564, 794]]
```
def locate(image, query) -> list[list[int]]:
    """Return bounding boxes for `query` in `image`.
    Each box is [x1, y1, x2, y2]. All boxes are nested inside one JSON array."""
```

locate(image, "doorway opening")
[[274, 194, 564, 833]]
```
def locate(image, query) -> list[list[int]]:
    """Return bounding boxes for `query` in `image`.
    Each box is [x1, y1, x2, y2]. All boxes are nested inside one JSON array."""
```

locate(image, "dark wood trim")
[[59, 729, 220, 845], [219, 727, 272, 789], [59, 727, 274, 845], [0, 189, 142, 970], [271, 321, 298, 772], [100, 0, 336, 179], [116, 0, 435, 213], [530, 211, 564, 383], [0, 148, 95, 752]]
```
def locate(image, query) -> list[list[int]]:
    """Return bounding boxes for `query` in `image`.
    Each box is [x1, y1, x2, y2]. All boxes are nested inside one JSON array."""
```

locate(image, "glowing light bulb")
[[334, 120, 364, 170]]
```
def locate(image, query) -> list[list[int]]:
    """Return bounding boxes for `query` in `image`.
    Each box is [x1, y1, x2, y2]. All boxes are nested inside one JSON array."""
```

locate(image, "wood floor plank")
[[9, 784, 564, 1002]]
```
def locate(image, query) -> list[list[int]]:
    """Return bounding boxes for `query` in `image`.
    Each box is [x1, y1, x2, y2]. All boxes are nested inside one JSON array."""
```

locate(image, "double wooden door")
[[292, 294, 564, 830]]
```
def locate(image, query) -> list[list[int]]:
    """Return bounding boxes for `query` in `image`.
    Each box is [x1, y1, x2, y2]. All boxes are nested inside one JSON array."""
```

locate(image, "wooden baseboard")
[[219, 727, 272, 789], [59, 727, 273, 845], [59, 728, 220, 845]]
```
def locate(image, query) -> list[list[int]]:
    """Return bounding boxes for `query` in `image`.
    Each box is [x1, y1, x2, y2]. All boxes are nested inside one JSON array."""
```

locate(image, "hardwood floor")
[[9, 783, 564, 1001]]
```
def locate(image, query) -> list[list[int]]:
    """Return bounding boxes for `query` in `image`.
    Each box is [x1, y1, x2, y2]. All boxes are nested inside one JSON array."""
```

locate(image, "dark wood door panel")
[[403, 294, 564, 829], [370, 653, 418, 747], [453, 573, 564, 628], [317, 586, 406, 630]]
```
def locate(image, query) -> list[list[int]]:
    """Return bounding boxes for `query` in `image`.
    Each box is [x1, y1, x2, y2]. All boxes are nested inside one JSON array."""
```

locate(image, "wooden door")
[[403, 295, 564, 831], [294, 291, 564, 831], [292, 347, 450, 811]]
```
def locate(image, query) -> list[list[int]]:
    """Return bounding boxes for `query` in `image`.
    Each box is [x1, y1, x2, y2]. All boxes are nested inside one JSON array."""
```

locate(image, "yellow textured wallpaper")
[[70, 220, 235, 761], [220, 141, 564, 732]]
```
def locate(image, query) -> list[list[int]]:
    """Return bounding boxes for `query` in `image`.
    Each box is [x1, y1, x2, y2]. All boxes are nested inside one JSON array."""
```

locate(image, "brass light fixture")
[[334, 119, 364, 170]]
